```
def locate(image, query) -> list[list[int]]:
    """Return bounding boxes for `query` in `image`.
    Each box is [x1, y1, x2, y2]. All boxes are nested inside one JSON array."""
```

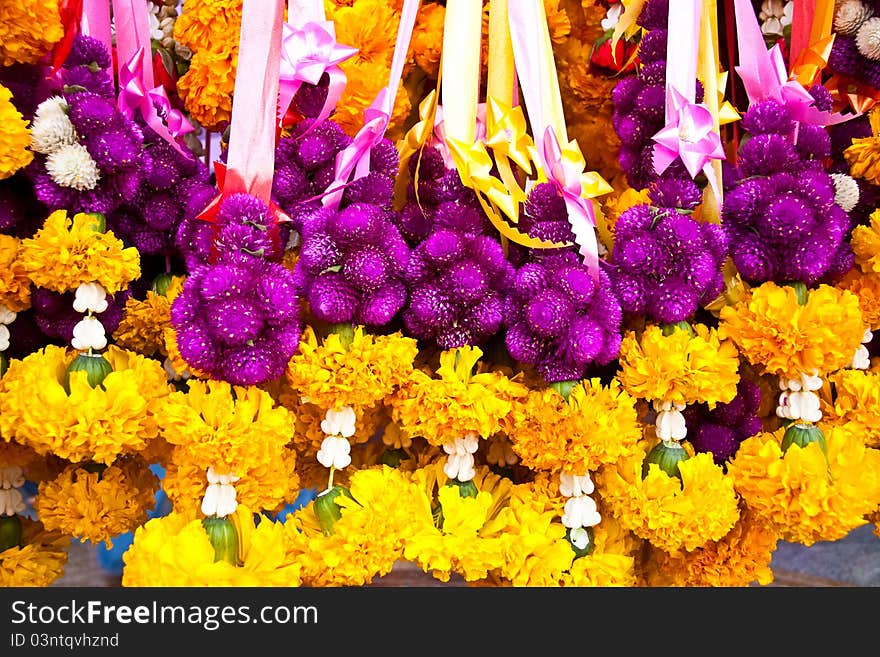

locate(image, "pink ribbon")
[[118, 48, 194, 141], [508, 0, 601, 280], [652, 87, 725, 198], [539, 126, 601, 278], [428, 102, 488, 169], [111, 0, 194, 157], [80, 0, 112, 75], [733, 0, 849, 128], [322, 0, 421, 209], [278, 20, 357, 130], [198, 0, 286, 224]]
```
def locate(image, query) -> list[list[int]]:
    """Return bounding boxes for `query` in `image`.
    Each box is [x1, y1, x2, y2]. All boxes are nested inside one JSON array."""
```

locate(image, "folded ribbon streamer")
[[508, 0, 611, 279], [50, 0, 85, 74], [198, 0, 289, 230], [277, 18, 357, 131], [112, 0, 194, 157], [733, 0, 850, 127], [651, 0, 725, 200]]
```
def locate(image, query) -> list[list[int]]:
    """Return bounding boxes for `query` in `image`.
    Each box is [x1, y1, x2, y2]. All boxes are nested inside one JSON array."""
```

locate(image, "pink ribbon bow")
[[733, 0, 849, 129], [652, 86, 726, 198], [117, 48, 194, 157], [278, 20, 357, 130], [539, 126, 601, 280]]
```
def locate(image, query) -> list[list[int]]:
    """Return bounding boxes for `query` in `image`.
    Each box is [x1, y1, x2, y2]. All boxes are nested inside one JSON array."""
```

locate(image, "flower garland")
[[727, 424, 880, 545]]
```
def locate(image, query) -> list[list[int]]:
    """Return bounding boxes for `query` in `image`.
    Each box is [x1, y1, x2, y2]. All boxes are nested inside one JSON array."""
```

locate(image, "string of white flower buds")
[[776, 371, 823, 423], [70, 282, 109, 353], [653, 399, 688, 443], [851, 329, 873, 370], [0, 465, 26, 517], [442, 433, 479, 482], [200, 466, 240, 518], [0, 304, 16, 354], [559, 472, 601, 552], [317, 406, 355, 484]]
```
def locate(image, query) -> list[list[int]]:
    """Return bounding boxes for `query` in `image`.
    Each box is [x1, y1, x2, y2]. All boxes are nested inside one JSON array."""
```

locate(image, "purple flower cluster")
[[272, 118, 353, 231], [111, 135, 214, 260], [828, 34, 880, 90], [61, 35, 115, 98], [0, 173, 44, 238], [27, 90, 145, 216], [504, 249, 622, 383], [722, 97, 852, 286], [683, 378, 763, 466], [171, 193, 302, 386], [297, 201, 410, 327], [608, 203, 727, 324], [391, 146, 513, 349]]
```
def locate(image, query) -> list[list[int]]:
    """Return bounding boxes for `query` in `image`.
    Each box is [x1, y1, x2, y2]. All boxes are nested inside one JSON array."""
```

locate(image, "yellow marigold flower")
[[402, 465, 512, 583], [727, 425, 880, 546], [176, 48, 238, 132], [411, 1, 444, 78], [283, 465, 433, 586], [18, 210, 140, 295], [596, 442, 741, 553], [718, 282, 865, 380], [0, 84, 33, 180], [641, 505, 779, 587], [845, 134, 880, 186], [112, 280, 185, 356], [618, 323, 741, 407], [155, 379, 296, 482], [162, 447, 300, 517], [822, 369, 880, 449], [836, 267, 880, 329], [285, 324, 418, 412], [35, 460, 159, 547], [852, 210, 880, 274], [174, 0, 242, 53], [0, 345, 171, 464], [0, 0, 63, 66], [326, 0, 411, 136], [508, 378, 642, 475], [0, 234, 31, 312], [0, 518, 68, 587], [389, 346, 529, 447], [122, 505, 303, 586], [480, 477, 638, 587]]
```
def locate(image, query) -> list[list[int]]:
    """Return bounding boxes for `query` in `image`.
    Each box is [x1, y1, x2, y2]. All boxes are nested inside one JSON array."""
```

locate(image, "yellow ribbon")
[[696, 0, 726, 224], [611, 0, 646, 65], [790, 0, 835, 86]]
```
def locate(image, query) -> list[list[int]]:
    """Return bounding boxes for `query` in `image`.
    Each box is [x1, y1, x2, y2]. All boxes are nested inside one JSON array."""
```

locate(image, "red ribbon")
[[49, 0, 85, 74]]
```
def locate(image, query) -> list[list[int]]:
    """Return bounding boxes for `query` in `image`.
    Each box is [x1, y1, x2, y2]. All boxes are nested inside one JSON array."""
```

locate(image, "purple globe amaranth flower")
[[609, 204, 727, 324], [685, 378, 763, 466], [637, 0, 669, 30], [519, 182, 577, 245], [635, 28, 667, 64], [171, 258, 302, 386], [828, 35, 863, 79], [0, 173, 44, 238], [648, 176, 703, 211], [4, 310, 54, 359], [402, 227, 514, 349], [297, 199, 410, 328], [504, 249, 622, 383]]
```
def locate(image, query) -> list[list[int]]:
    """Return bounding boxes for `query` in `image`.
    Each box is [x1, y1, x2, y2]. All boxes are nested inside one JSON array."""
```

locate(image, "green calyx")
[[83, 212, 106, 233], [313, 485, 355, 536], [151, 273, 175, 297], [201, 516, 240, 566], [566, 526, 595, 559], [0, 515, 22, 553], [661, 321, 695, 338], [0, 353, 7, 379], [380, 448, 409, 468], [446, 479, 478, 499], [550, 380, 579, 401], [784, 281, 809, 306], [64, 352, 113, 392], [328, 323, 355, 350], [781, 423, 827, 456], [642, 440, 689, 481]]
